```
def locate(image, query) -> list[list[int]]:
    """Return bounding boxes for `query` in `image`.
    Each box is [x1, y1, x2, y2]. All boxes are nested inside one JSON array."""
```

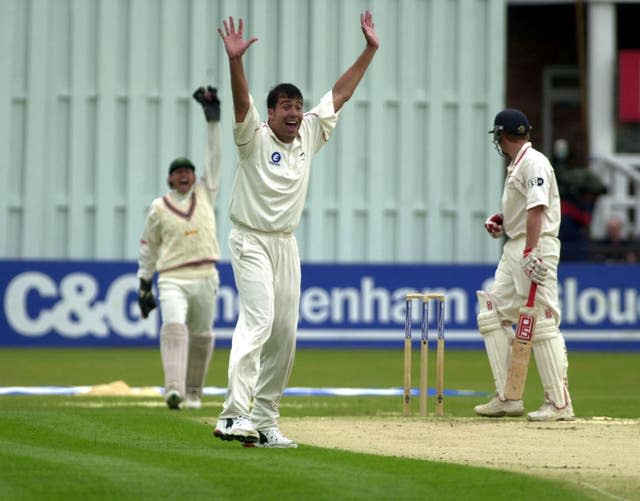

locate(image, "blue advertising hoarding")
[[1, 260, 638, 350]]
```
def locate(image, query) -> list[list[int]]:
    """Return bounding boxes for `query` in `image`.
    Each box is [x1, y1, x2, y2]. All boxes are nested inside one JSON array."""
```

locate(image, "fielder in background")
[[137, 87, 223, 410], [476, 109, 575, 422], [213, 12, 379, 448]]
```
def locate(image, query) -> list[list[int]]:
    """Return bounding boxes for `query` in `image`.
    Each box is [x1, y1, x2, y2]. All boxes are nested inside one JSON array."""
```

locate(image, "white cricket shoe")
[[213, 418, 234, 441], [244, 428, 298, 449], [165, 389, 182, 410], [474, 394, 524, 417], [183, 391, 202, 410], [527, 402, 575, 422], [228, 416, 260, 444]]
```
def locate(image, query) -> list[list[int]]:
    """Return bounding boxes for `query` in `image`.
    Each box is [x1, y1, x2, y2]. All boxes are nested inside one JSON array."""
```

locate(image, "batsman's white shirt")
[[220, 91, 339, 429], [502, 142, 561, 240], [491, 142, 562, 324]]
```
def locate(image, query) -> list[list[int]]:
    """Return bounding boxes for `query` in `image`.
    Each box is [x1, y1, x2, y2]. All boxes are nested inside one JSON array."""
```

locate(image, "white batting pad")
[[186, 330, 215, 397], [532, 317, 571, 408], [160, 323, 189, 397], [477, 291, 514, 398]]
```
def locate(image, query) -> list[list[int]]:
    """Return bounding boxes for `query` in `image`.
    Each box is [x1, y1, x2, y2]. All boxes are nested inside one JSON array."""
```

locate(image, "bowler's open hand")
[[218, 17, 258, 58]]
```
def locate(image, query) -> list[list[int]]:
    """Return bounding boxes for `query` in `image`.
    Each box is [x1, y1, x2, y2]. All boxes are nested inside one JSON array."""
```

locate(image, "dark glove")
[[138, 279, 157, 319], [192, 86, 220, 122]]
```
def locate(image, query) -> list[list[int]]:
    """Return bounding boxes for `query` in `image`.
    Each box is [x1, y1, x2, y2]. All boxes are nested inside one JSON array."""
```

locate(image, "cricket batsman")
[[474, 109, 575, 422]]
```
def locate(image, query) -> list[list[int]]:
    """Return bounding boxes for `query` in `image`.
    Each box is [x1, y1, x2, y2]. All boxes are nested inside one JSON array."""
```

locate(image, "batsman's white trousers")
[[157, 272, 219, 333], [220, 226, 300, 430], [489, 235, 562, 326]]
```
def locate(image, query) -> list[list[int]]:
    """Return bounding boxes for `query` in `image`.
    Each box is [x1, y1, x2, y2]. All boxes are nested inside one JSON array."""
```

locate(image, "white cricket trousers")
[[489, 235, 562, 325], [488, 235, 571, 408], [157, 273, 219, 332], [220, 226, 300, 430]]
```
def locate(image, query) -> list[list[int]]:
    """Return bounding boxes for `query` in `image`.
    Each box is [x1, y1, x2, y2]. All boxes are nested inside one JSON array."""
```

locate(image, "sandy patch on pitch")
[[82, 380, 161, 397], [281, 416, 640, 500]]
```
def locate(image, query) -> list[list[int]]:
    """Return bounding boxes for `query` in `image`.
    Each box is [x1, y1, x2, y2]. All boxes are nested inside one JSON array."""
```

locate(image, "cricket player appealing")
[[137, 88, 223, 410], [213, 12, 379, 448], [475, 109, 575, 421]]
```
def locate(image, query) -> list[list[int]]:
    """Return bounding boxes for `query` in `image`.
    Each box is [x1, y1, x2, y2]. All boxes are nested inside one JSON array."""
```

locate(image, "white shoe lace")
[[234, 416, 255, 430], [263, 428, 291, 444]]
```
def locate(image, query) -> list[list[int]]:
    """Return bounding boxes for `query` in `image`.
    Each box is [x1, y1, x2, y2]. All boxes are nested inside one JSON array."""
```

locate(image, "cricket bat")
[[504, 282, 537, 400]]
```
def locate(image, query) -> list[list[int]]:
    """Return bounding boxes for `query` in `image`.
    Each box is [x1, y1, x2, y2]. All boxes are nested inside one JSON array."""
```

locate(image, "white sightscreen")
[[0, 0, 505, 263]]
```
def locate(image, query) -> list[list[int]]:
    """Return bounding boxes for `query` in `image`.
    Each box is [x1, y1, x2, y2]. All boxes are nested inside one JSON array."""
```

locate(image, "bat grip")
[[526, 282, 538, 308]]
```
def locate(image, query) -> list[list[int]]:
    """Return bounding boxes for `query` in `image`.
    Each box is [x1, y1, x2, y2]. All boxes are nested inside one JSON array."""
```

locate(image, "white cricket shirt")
[[501, 142, 561, 239], [229, 91, 339, 233]]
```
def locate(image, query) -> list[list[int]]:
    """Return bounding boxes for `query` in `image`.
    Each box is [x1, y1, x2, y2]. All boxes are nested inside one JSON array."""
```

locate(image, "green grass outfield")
[[0, 347, 638, 500]]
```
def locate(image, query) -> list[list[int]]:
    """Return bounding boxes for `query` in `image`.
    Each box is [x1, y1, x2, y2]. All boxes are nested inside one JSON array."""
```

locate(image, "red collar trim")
[[513, 145, 531, 166], [162, 192, 196, 220]]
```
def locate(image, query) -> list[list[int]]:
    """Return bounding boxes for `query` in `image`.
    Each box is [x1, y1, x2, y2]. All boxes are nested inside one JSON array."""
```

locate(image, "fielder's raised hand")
[[138, 278, 157, 319], [193, 86, 220, 122]]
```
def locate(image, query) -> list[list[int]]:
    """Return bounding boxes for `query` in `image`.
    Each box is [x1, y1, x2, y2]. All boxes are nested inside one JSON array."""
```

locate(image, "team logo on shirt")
[[270, 152, 282, 166], [528, 177, 544, 187]]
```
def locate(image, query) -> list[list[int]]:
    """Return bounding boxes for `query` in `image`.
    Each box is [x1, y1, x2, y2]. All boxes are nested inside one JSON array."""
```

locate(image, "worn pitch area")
[[281, 416, 639, 501]]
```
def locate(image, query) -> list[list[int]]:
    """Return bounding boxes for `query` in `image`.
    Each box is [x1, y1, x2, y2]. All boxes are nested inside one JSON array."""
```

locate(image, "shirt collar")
[[514, 142, 532, 164], [507, 142, 532, 172]]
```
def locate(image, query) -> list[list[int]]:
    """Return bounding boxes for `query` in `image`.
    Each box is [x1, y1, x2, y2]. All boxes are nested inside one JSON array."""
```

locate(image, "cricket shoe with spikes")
[[213, 418, 235, 441], [527, 402, 575, 422], [474, 394, 524, 417], [165, 389, 182, 410], [183, 391, 202, 410], [243, 428, 298, 449], [227, 416, 259, 444]]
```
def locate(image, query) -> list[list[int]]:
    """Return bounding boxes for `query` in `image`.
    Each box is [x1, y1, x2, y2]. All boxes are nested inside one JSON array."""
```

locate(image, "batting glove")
[[138, 278, 157, 319], [520, 248, 548, 286], [484, 213, 504, 238], [192, 86, 220, 122]]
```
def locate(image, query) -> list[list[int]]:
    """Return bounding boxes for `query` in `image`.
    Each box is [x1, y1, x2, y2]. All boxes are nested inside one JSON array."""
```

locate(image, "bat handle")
[[526, 282, 537, 308]]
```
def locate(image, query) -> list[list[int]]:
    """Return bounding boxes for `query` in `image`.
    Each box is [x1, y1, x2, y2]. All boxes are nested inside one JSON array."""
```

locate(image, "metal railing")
[[588, 154, 640, 239]]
